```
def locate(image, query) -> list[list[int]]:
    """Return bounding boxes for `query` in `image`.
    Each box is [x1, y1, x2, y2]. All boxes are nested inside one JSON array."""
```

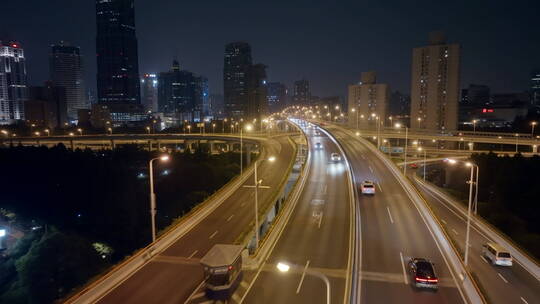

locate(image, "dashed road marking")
[[521, 297, 529, 304], [441, 219, 447, 225], [209, 230, 218, 239], [377, 182, 383, 192], [227, 214, 235, 222], [497, 273, 508, 283], [188, 250, 198, 259], [296, 260, 311, 294], [386, 207, 394, 224], [452, 229, 459, 235], [369, 166, 374, 173], [400, 252, 408, 284]]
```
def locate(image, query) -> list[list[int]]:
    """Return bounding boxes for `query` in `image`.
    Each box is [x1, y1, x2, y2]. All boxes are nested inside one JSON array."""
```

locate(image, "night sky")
[[1, 0, 539, 98]]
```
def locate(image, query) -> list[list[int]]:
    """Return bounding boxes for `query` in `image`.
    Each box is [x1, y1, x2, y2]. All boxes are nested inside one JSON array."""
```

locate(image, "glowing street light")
[[531, 121, 537, 138], [77, 128, 83, 136]]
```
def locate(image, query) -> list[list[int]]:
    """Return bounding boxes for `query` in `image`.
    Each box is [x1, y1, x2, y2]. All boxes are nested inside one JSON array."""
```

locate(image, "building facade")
[[267, 82, 287, 113], [141, 73, 158, 112], [293, 79, 310, 106], [158, 60, 207, 122], [223, 42, 252, 119], [25, 82, 67, 129], [50, 42, 86, 120], [0, 41, 27, 124], [410, 32, 460, 132], [246, 64, 268, 121], [348, 71, 390, 129], [96, 0, 140, 104], [531, 69, 540, 105]]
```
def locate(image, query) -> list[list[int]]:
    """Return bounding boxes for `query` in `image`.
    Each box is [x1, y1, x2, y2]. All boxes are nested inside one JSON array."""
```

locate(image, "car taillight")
[[415, 277, 438, 283]]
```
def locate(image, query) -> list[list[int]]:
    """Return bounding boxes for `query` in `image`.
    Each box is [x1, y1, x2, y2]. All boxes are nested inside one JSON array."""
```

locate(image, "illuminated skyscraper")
[[224, 42, 252, 118], [96, 0, 140, 104], [348, 71, 390, 129], [531, 69, 540, 105], [141, 74, 158, 112], [0, 40, 27, 124], [410, 32, 460, 132]]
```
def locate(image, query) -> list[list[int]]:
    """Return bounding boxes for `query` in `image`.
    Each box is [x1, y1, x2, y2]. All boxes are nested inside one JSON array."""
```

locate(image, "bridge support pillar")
[[209, 141, 215, 154], [227, 143, 234, 152], [110, 139, 115, 150], [533, 144, 538, 154], [70, 139, 74, 151], [469, 142, 474, 151]]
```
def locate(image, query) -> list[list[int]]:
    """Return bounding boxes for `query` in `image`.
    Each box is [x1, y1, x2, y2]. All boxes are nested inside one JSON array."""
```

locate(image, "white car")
[[330, 153, 341, 162], [360, 181, 376, 195], [482, 243, 513, 266], [315, 142, 323, 149]]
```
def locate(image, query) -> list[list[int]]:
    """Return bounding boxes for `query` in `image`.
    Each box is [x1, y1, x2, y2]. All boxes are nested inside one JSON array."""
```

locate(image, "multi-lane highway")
[[414, 175, 540, 304], [240, 121, 353, 303], [328, 125, 466, 304], [92, 135, 295, 304]]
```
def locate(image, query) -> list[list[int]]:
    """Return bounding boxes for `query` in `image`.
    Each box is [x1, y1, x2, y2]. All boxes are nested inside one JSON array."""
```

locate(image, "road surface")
[[95, 135, 295, 304]]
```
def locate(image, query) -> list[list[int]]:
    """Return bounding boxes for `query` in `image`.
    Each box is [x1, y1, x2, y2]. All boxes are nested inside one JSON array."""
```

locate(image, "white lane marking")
[[497, 273, 508, 283], [377, 182, 383, 192], [318, 212, 324, 228], [441, 219, 447, 225], [400, 252, 408, 284], [386, 207, 394, 224], [296, 260, 310, 294], [188, 250, 198, 259], [480, 255, 488, 264], [452, 228, 459, 235], [240, 202, 246, 207], [369, 166, 374, 173], [323, 184, 328, 195], [361, 154, 366, 160], [227, 214, 234, 222], [209, 230, 218, 239], [521, 297, 529, 304]]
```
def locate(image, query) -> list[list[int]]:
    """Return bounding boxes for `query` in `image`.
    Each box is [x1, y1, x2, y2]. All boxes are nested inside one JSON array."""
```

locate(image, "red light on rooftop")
[[11, 44, 18, 48]]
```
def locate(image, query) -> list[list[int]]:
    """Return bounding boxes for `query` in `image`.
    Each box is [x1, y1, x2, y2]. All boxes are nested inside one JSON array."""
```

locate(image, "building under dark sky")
[[50, 42, 86, 120], [95, 0, 140, 104], [0, 41, 26, 124], [1, 1, 539, 99], [223, 42, 252, 119]]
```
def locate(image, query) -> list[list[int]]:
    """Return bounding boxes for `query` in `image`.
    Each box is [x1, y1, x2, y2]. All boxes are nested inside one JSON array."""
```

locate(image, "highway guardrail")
[[413, 174, 540, 281]]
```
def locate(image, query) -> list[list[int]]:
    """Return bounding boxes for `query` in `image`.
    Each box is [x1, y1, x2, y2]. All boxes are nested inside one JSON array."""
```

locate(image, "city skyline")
[[1, 1, 539, 99]]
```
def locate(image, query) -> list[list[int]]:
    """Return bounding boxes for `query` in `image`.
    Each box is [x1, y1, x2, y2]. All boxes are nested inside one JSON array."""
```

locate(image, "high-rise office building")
[[224, 42, 252, 118], [410, 32, 460, 132], [96, 0, 140, 104], [50, 42, 86, 120], [531, 69, 540, 105], [293, 79, 310, 105], [267, 82, 288, 113], [25, 81, 67, 129], [246, 64, 268, 121], [348, 71, 390, 129], [209, 94, 224, 118], [0, 40, 27, 124], [158, 60, 207, 121], [141, 74, 158, 112]]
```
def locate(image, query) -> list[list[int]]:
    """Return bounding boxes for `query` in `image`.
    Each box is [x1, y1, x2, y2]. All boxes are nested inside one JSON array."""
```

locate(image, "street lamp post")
[[44, 129, 50, 137], [251, 156, 275, 250], [107, 127, 113, 135], [276, 262, 330, 304], [395, 123, 408, 175], [531, 121, 537, 138], [148, 155, 170, 242], [77, 128, 83, 136], [240, 124, 253, 174], [446, 159, 478, 266], [515, 133, 519, 153], [417, 147, 426, 180]]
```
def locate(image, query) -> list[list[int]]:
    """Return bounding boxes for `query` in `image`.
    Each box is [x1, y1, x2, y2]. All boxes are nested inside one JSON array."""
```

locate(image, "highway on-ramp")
[[94, 135, 295, 304]]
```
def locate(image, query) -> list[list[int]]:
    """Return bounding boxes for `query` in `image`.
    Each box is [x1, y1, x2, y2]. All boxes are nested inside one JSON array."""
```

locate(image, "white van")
[[482, 242, 512, 266]]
